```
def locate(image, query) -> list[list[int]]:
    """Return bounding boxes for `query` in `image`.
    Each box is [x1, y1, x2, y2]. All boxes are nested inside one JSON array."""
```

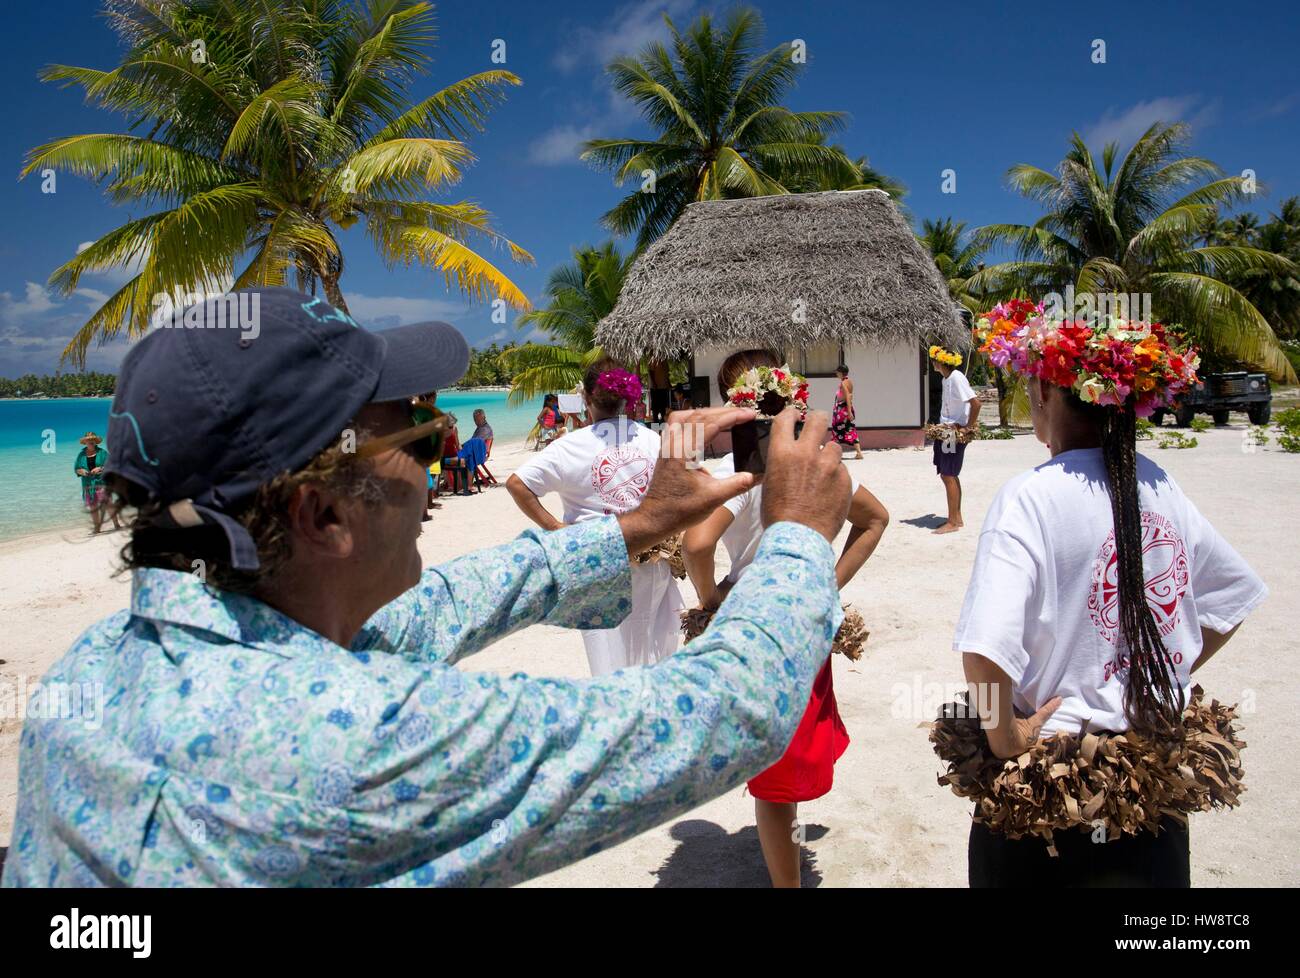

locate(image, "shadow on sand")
[[651, 819, 829, 888], [900, 513, 948, 530]]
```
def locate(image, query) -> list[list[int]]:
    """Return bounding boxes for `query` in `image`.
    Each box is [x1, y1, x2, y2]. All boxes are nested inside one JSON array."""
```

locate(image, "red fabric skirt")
[[748, 658, 850, 803]]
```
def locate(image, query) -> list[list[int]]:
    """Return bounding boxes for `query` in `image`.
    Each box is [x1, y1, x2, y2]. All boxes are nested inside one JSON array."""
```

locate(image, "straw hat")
[[79, 431, 103, 446]]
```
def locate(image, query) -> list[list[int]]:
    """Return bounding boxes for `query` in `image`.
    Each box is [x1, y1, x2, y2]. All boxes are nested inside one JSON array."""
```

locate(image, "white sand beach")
[[1, 427, 1295, 887]]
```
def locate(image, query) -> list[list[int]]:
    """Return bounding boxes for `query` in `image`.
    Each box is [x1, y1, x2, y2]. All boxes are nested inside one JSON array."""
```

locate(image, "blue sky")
[[2, 0, 1298, 377]]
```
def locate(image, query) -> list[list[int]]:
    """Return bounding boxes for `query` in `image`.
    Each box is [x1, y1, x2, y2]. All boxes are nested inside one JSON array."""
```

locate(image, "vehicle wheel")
[[1174, 405, 1195, 427], [1150, 410, 1166, 427], [1212, 410, 1230, 426], [1248, 402, 1271, 425]]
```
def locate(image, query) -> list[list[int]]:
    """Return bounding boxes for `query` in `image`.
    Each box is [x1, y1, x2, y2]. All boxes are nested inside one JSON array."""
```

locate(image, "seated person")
[[441, 417, 470, 495]]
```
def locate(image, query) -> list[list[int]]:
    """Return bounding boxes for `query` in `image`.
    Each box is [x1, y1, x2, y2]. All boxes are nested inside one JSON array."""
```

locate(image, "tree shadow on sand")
[[651, 819, 829, 887], [900, 514, 948, 530]]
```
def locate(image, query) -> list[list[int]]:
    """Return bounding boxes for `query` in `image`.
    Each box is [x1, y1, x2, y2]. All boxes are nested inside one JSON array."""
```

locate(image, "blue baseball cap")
[[105, 287, 469, 569]]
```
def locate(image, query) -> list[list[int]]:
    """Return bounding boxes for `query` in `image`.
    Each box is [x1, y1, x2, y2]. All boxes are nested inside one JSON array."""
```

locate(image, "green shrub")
[[1156, 432, 1198, 450], [1245, 426, 1271, 449], [1135, 418, 1155, 440], [974, 424, 1015, 441], [1189, 417, 1212, 433]]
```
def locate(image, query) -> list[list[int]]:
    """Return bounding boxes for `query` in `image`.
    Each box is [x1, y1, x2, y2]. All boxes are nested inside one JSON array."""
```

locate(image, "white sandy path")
[[1, 429, 1296, 886]]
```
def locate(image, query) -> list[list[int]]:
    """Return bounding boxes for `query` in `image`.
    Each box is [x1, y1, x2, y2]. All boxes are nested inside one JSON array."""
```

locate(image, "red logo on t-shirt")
[[590, 444, 653, 512], [1087, 511, 1189, 645]]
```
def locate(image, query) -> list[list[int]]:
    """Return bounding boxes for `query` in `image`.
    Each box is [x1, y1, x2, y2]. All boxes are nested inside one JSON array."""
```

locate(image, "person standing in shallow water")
[[831, 364, 863, 459], [929, 347, 979, 534], [74, 432, 120, 534]]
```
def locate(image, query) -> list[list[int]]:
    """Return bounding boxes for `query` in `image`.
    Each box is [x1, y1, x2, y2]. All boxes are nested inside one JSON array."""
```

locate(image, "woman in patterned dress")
[[831, 365, 863, 459]]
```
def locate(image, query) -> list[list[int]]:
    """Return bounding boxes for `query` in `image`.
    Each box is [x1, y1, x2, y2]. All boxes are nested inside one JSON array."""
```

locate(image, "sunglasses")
[[355, 400, 449, 464]]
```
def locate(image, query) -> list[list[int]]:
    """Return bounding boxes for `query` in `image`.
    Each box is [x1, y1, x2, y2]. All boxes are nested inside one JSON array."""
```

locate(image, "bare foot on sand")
[[933, 522, 962, 534]]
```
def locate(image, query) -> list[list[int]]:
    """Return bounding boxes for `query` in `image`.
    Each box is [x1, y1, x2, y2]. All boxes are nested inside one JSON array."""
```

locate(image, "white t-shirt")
[[711, 453, 860, 584], [941, 369, 977, 425], [513, 419, 659, 524], [953, 448, 1266, 737]]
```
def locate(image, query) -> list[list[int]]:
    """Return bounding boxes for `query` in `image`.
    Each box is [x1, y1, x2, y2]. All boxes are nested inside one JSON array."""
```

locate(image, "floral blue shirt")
[[3, 518, 839, 887]]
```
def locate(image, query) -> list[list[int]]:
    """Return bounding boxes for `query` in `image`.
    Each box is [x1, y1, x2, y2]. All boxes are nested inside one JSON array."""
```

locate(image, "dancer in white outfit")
[[508, 358, 682, 675]]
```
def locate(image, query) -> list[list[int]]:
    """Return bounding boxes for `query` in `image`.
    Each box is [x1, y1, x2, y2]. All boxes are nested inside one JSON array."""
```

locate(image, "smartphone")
[[731, 419, 803, 475]]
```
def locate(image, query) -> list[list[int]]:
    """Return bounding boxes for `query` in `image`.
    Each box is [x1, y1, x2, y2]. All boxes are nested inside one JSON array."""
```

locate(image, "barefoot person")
[[507, 360, 682, 676], [934, 314, 1266, 887], [1, 290, 851, 887], [683, 349, 889, 888], [831, 364, 863, 460], [929, 345, 979, 534], [74, 431, 120, 534]]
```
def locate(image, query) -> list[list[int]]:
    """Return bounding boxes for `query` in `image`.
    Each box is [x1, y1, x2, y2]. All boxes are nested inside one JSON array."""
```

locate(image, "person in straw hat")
[[933, 308, 1265, 886], [74, 431, 119, 533]]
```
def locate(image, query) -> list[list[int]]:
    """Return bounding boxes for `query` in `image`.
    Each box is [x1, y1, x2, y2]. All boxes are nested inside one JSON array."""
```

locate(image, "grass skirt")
[[923, 422, 975, 444], [681, 603, 868, 661], [928, 686, 1245, 854], [632, 533, 687, 579]]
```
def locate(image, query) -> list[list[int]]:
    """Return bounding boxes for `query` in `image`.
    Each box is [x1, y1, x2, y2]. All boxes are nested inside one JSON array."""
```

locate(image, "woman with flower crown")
[[684, 349, 891, 887], [507, 358, 683, 675], [932, 308, 1266, 886]]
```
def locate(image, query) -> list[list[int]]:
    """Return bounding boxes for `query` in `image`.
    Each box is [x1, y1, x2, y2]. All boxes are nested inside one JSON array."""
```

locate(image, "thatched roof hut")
[[596, 190, 965, 361]]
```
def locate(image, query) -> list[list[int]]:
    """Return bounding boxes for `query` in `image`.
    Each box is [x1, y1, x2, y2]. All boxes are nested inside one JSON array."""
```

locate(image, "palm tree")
[[581, 8, 859, 247], [1207, 198, 1300, 342], [919, 218, 987, 313], [973, 122, 1298, 382], [919, 217, 1028, 424], [23, 0, 532, 366], [500, 243, 633, 404]]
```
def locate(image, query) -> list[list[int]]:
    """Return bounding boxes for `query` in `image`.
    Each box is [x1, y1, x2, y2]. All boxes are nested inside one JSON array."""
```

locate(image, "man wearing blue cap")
[[2, 287, 850, 888]]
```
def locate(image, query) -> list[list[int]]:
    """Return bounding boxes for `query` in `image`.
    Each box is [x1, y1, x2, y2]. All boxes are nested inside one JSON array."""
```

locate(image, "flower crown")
[[929, 345, 962, 367], [726, 363, 810, 417], [975, 303, 1200, 416], [595, 368, 643, 405]]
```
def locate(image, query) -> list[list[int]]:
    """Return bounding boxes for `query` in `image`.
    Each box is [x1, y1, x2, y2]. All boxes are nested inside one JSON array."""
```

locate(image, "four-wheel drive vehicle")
[[1151, 371, 1272, 427]]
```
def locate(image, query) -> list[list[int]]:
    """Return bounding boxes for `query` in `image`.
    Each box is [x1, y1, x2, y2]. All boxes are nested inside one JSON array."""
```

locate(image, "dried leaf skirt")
[[929, 686, 1245, 852]]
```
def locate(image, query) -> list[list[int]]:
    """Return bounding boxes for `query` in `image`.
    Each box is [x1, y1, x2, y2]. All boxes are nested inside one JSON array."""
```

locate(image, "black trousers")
[[969, 815, 1190, 887]]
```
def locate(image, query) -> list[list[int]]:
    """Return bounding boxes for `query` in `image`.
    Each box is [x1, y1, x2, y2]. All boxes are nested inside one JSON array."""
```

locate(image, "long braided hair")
[[1085, 400, 1186, 741]]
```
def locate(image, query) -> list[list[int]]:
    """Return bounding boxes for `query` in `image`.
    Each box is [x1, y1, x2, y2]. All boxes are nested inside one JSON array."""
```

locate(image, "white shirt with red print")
[[514, 419, 659, 525], [953, 448, 1266, 736]]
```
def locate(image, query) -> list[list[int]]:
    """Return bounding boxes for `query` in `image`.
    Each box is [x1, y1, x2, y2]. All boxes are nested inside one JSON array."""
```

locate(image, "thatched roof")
[[596, 190, 966, 361]]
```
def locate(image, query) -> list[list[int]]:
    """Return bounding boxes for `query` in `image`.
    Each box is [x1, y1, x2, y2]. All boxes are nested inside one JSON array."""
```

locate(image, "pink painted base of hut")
[[852, 427, 925, 450]]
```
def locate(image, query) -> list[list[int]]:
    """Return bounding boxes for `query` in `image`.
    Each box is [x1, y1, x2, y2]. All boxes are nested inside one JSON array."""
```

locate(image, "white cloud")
[[1257, 92, 1300, 119], [2, 282, 57, 318], [553, 0, 696, 73], [528, 123, 601, 166], [1083, 96, 1220, 151], [532, 0, 698, 166], [0, 284, 133, 376], [345, 292, 474, 329]]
